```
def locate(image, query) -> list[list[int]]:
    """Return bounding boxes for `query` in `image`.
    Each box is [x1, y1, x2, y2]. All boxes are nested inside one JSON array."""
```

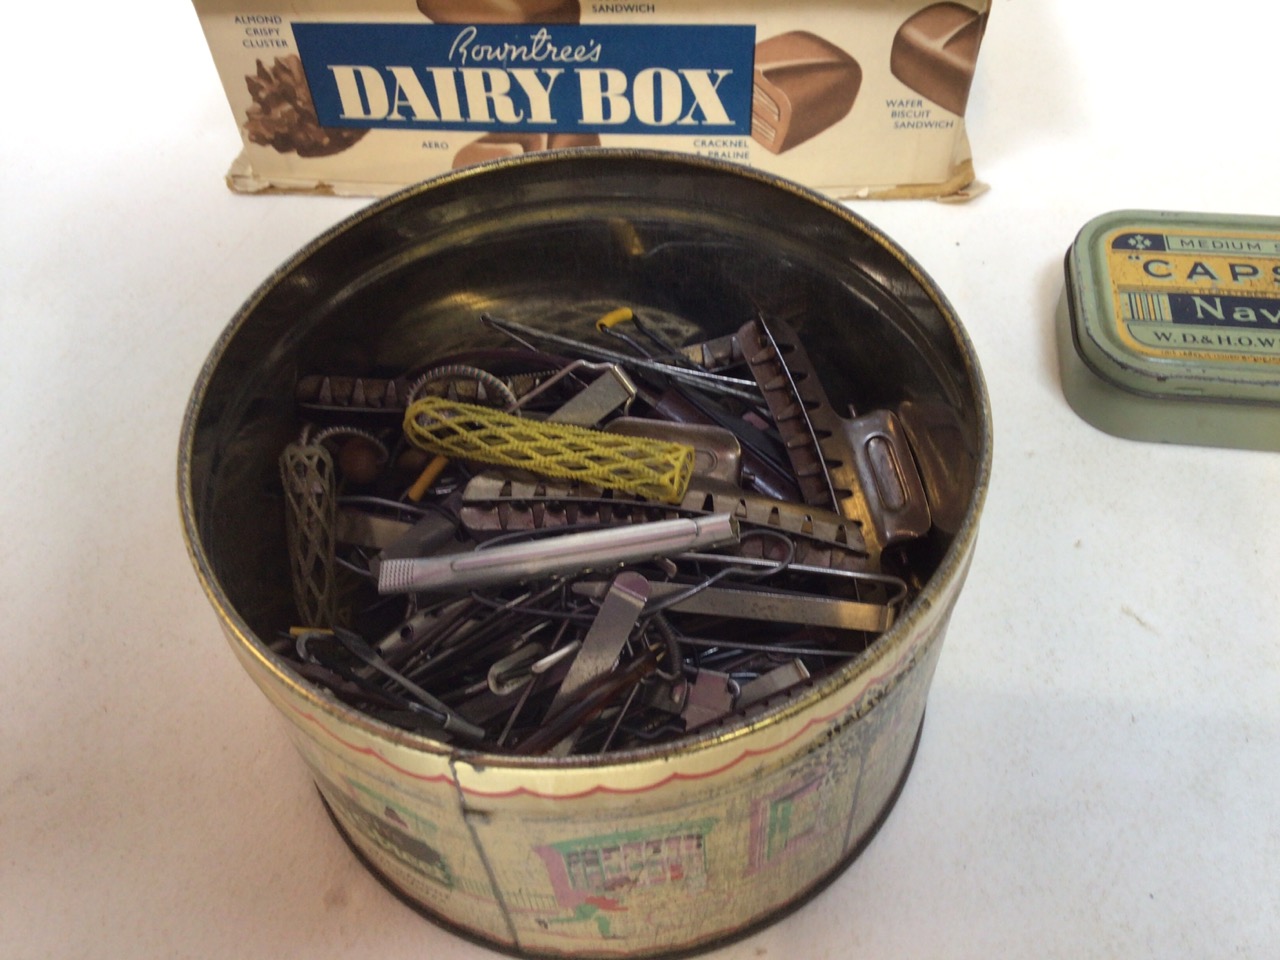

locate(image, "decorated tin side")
[[1057, 209, 1280, 451]]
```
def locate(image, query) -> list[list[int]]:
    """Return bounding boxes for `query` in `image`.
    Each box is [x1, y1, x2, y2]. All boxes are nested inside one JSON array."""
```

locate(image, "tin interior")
[[181, 149, 989, 761]]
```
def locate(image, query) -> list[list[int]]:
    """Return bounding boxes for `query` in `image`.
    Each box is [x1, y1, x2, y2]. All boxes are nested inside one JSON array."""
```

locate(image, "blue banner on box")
[[293, 23, 757, 136]]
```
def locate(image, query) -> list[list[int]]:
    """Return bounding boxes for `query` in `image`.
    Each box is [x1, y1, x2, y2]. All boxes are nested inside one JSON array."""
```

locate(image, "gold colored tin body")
[[179, 151, 991, 958]]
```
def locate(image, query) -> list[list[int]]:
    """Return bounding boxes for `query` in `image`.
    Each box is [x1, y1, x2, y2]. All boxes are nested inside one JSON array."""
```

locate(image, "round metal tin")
[[179, 150, 992, 958], [1057, 209, 1280, 450]]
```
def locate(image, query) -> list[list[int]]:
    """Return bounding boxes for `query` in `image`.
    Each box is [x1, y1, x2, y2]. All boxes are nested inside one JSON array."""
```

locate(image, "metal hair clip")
[[279, 431, 339, 628], [482, 313, 764, 403], [739, 316, 932, 557], [294, 628, 486, 742], [278, 306, 941, 756], [571, 578, 894, 633], [377, 513, 740, 594]]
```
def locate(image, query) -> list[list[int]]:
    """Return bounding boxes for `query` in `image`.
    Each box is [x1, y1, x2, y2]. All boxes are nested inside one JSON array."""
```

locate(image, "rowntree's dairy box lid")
[[1057, 209, 1280, 452], [191, 0, 991, 199]]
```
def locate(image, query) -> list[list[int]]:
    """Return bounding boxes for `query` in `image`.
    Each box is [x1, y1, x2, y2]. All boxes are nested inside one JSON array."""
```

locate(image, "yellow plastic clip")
[[405, 454, 450, 502], [594, 307, 635, 331], [403, 396, 695, 504]]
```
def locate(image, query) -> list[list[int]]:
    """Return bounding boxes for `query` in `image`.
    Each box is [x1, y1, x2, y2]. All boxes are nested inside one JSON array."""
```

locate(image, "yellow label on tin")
[[1104, 225, 1280, 365]]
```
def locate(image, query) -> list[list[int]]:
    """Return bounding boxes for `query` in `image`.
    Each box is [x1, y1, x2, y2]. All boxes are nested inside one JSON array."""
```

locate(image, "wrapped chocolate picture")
[[751, 31, 862, 154], [890, 2, 989, 116], [416, 0, 581, 23], [243, 55, 366, 157], [452, 131, 601, 168]]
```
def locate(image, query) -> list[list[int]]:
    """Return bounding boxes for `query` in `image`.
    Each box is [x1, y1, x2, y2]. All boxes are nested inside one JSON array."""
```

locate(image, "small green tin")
[[1057, 209, 1280, 451]]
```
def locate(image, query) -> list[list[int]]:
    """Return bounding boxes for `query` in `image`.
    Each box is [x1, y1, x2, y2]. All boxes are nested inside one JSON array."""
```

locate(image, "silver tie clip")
[[377, 513, 740, 594]]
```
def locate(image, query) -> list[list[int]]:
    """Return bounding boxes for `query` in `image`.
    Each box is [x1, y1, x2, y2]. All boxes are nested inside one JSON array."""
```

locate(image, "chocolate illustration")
[[452, 132, 602, 169], [416, 0, 581, 23], [243, 55, 366, 158], [545, 132, 603, 150], [890, 2, 988, 116], [751, 32, 862, 155]]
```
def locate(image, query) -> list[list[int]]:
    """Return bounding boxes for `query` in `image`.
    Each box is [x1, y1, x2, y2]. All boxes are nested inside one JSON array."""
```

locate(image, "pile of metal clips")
[[276, 309, 933, 756]]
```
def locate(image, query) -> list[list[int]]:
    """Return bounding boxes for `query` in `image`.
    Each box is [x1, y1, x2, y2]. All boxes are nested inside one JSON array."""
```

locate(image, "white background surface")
[[4, 2, 1279, 957]]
